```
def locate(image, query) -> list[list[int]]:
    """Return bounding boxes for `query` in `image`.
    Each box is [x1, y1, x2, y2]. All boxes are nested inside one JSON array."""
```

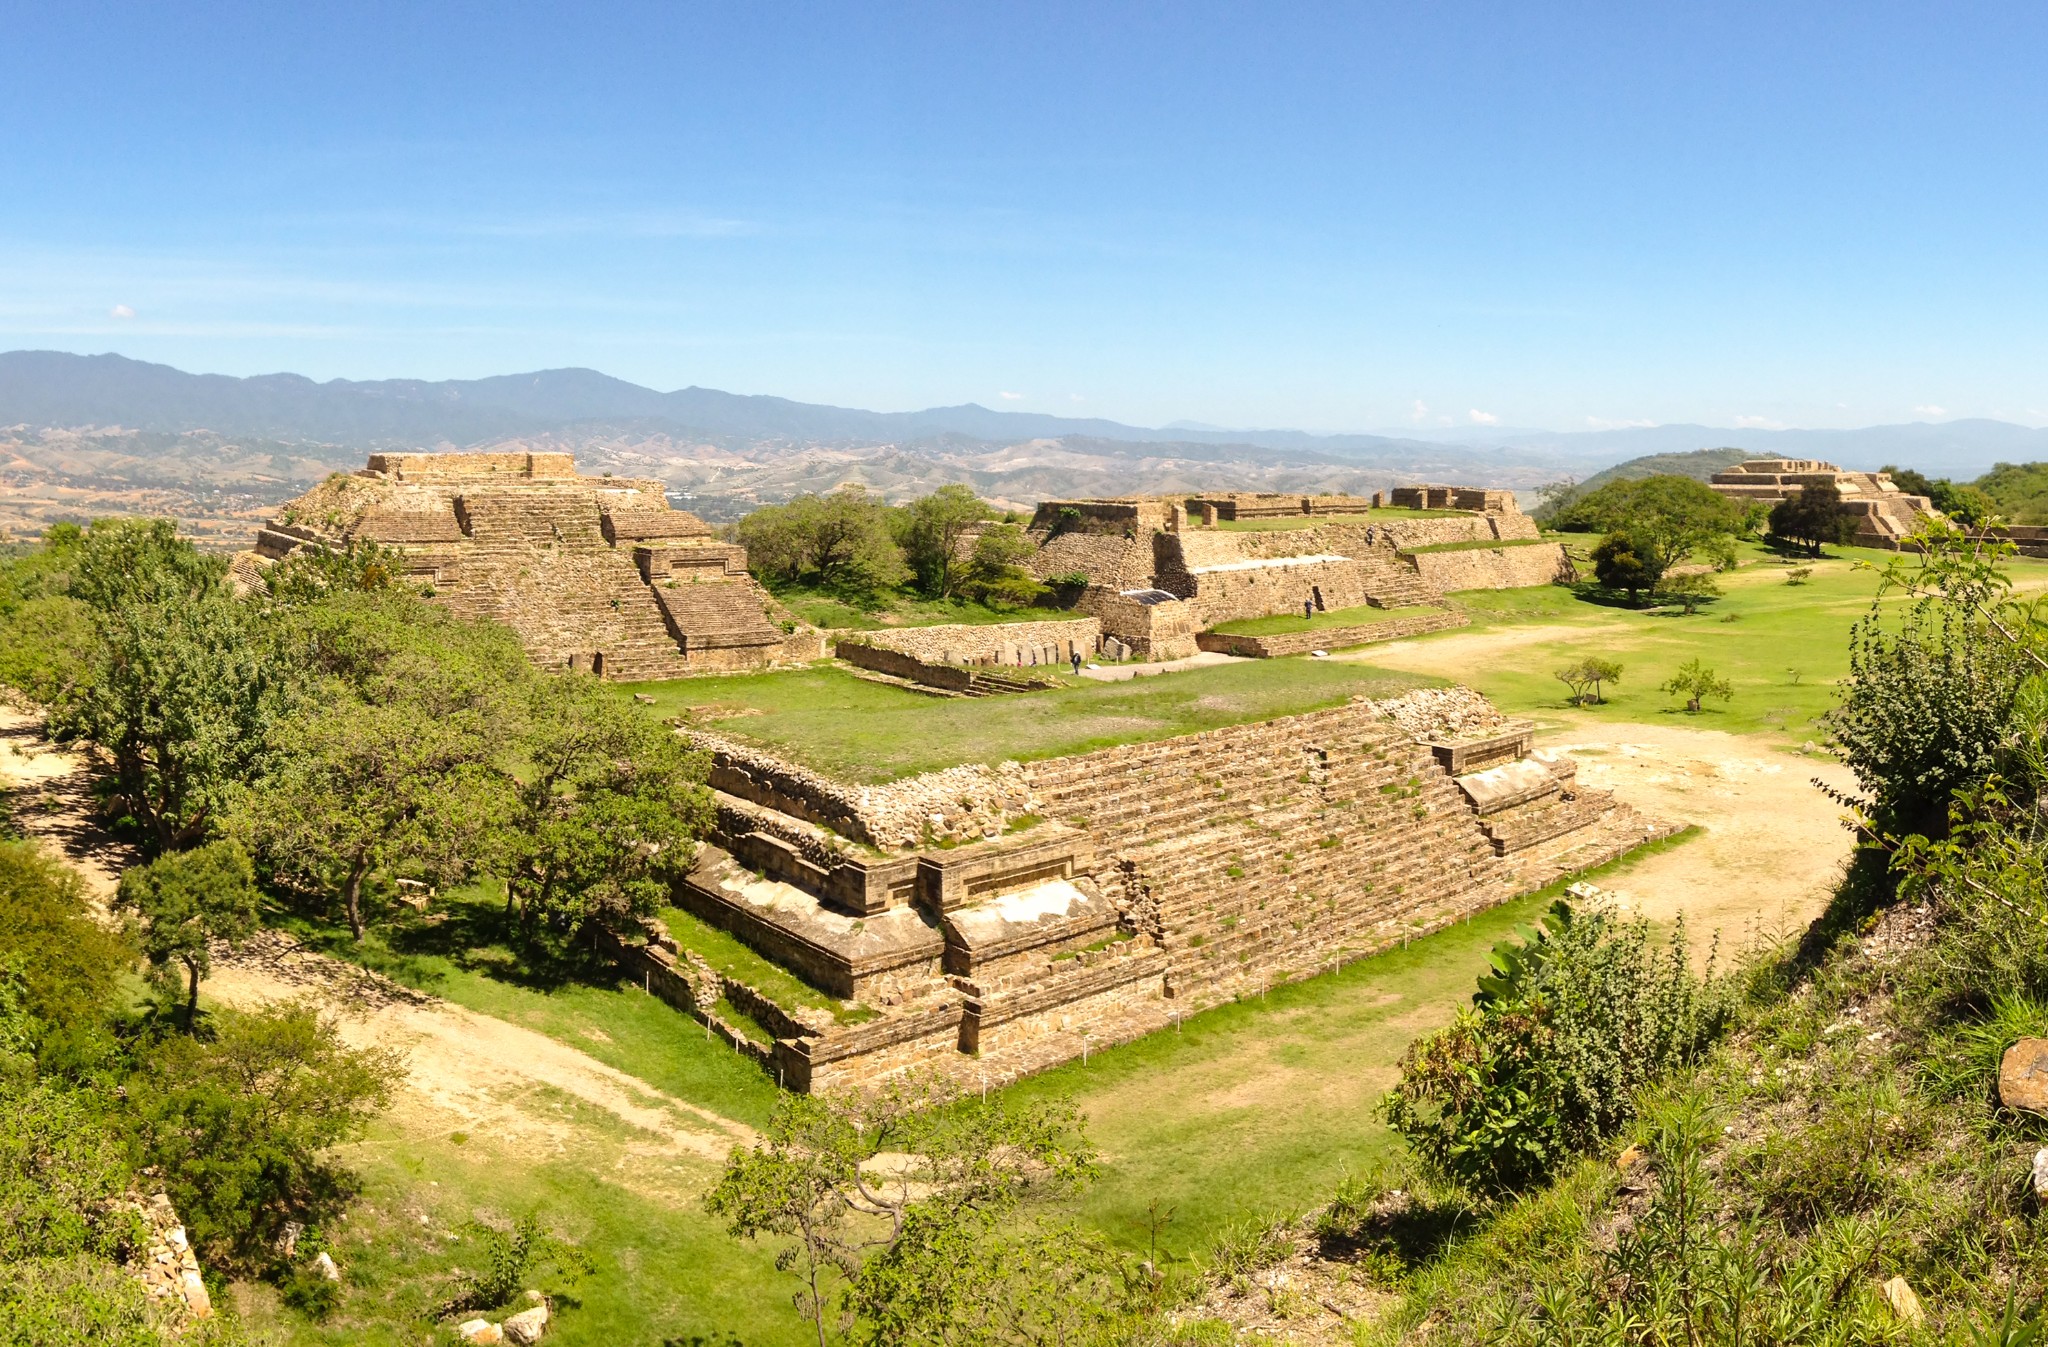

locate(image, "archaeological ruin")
[[1707, 458, 1934, 548], [234, 451, 824, 678], [601, 686, 1673, 1092]]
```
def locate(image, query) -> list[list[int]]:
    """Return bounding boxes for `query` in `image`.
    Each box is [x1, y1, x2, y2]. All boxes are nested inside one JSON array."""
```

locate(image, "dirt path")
[[0, 706, 754, 1167], [1543, 717, 1857, 952]]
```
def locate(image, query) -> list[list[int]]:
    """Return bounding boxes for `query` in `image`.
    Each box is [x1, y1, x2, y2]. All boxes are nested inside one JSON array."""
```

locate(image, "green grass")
[[268, 883, 782, 1129], [1215, 507, 1469, 531], [228, 1100, 814, 1347], [620, 660, 1434, 782], [1399, 536, 1560, 555], [998, 830, 1702, 1258], [657, 903, 876, 1024], [1343, 541, 2048, 745], [1211, 602, 1439, 638], [771, 585, 1069, 632]]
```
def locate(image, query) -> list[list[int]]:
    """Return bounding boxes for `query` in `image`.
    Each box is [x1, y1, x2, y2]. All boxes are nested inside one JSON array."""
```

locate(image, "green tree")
[[128, 1002, 401, 1271], [245, 695, 512, 940], [897, 486, 993, 598], [955, 524, 1045, 608], [737, 490, 909, 598], [1661, 659, 1733, 713], [114, 841, 260, 1028], [1556, 476, 1743, 582], [1768, 480, 1856, 557], [503, 678, 714, 946], [243, 590, 526, 939], [706, 1075, 1094, 1347], [1554, 656, 1623, 707], [1590, 531, 1657, 602]]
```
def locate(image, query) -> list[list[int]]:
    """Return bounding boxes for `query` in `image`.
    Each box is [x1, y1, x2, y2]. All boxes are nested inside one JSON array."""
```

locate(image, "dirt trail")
[[1541, 717, 1858, 953], [0, 705, 753, 1166]]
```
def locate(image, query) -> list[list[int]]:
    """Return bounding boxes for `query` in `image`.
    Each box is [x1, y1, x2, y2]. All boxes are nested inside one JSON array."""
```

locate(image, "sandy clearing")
[[1542, 717, 1858, 953], [0, 704, 754, 1170], [1332, 614, 1635, 672]]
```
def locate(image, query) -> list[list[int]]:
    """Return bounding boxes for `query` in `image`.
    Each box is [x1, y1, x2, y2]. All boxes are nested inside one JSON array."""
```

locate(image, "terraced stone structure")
[[1708, 459, 1934, 548], [1022, 487, 1558, 657], [236, 451, 821, 678], [612, 688, 1672, 1092]]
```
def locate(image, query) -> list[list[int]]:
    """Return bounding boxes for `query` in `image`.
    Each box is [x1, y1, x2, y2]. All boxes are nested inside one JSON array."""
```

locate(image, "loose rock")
[[458, 1320, 504, 1345], [1882, 1275, 1924, 1324], [312, 1250, 340, 1282], [502, 1303, 550, 1344], [1999, 1038, 2048, 1113], [2032, 1148, 2048, 1199]]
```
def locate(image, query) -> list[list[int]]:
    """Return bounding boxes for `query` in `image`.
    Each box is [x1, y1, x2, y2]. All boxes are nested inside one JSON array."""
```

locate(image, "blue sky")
[[4, 1, 2045, 432]]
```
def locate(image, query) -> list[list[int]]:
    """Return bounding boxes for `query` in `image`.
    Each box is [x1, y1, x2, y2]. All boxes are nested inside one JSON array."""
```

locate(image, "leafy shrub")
[[440, 1211, 590, 1315], [127, 1003, 401, 1271], [1825, 601, 2026, 837], [1380, 901, 1731, 1195]]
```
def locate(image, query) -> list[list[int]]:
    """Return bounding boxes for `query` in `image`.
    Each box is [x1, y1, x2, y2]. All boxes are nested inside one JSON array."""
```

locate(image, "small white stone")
[[313, 1250, 340, 1282], [458, 1320, 504, 1345], [2030, 1147, 2048, 1198]]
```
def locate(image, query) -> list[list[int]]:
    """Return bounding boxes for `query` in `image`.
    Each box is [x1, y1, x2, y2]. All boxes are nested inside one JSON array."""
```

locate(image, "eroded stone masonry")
[[233, 451, 822, 678], [609, 687, 1674, 1093], [1024, 489, 1566, 659]]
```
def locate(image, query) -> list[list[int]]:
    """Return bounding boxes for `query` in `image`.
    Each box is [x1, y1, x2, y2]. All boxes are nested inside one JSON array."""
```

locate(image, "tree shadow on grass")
[[1564, 582, 1654, 612], [267, 883, 633, 999]]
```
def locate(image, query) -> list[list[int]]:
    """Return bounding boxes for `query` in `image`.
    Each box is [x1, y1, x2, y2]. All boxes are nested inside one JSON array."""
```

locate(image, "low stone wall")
[[853, 618, 1100, 666], [1405, 542, 1566, 591], [836, 641, 975, 691], [685, 730, 1038, 848], [1194, 608, 1468, 657]]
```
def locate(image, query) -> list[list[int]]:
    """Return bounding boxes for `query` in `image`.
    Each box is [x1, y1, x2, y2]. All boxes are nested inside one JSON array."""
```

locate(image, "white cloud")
[[998, 391, 1023, 401], [1735, 415, 1786, 430], [109, 304, 135, 319], [1468, 408, 1499, 426], [1409, 400, 1429, 422], [1913, 404, 1947, 417], [1069, 393, 1084, 403]]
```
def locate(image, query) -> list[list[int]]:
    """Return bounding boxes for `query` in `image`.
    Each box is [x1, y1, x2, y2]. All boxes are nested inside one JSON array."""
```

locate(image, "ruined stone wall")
[[1374, 514, 1540, 547], [1070, 588, 1201, 660], [1405, 542, 1567, 591], [1024, 532, 1156, 589], [853, 618, 1100, 665], [1194, 608, 1468, 657], [366, 451, 577, 480], [1181, 557, 1380, 625]]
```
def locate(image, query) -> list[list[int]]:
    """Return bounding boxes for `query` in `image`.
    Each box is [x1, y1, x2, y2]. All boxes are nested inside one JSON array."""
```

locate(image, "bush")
[[127, 1003, 402, 1271], [0, 841, 130, 1041], [1380, 901, 1730, 1195], [1825, 602, 2026, 837]]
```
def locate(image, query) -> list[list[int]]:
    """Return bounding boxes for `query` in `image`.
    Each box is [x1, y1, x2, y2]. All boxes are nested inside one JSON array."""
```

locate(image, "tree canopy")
[[1555, 475, 1741, 590]]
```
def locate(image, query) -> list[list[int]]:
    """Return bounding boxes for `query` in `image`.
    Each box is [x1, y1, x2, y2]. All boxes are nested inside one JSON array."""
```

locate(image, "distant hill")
[[1533, 447, 1753, 521]]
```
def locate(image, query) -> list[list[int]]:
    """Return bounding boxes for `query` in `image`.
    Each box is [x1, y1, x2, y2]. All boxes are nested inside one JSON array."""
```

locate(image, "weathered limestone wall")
[[1070, 588, 1202, 660], [1405, 542, 1567, 591], [1174, 556, 1381, 625], [1373, 514, 1540, 547], [1193, 608, 1468, 657], [854, 618, 1100, 665], [1025, 532, 1155, 590]]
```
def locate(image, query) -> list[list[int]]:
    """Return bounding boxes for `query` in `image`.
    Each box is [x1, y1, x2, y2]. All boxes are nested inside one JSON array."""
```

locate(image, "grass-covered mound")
[[621, 659, 1433, 782]]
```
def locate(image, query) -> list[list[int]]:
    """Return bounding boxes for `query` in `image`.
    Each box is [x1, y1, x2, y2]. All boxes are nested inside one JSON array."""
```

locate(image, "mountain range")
[[3, 351, 2046, 539]]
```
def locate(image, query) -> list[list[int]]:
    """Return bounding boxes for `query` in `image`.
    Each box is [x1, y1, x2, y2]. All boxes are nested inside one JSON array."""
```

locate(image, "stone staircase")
[[1022, 704, 1513, 1002], [436, 487, 691, 680], [1354, 547, 1445, 608]]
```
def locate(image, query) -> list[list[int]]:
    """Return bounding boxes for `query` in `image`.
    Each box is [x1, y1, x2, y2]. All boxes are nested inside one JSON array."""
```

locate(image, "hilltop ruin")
[[234, 452, 823, 678]]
